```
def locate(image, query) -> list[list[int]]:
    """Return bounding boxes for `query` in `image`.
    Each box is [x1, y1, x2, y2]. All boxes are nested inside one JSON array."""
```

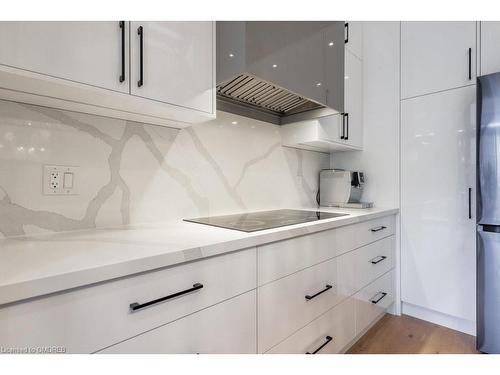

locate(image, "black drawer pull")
[[370, 226, 387, 232], [370, 255, 387, 265], [370, 291, 387, 304], [306, 335, 333, 354], [129, 283, 203, 312], [305, 284, 333, 300]]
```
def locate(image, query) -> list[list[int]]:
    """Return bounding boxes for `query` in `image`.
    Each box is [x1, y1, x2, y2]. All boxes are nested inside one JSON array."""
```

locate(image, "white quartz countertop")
[[0, 207, 398, 306]]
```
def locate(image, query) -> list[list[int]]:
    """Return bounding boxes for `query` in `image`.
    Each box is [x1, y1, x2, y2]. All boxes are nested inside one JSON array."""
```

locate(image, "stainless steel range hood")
[[216, 21, 345, 125]]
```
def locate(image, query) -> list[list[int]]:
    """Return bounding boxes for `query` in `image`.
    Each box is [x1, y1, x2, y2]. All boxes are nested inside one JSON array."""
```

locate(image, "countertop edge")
[[0, 208, 399, 306]]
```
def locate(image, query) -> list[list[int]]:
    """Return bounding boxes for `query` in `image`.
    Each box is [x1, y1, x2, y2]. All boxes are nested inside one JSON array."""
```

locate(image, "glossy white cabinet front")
[[480, 22, 500, 76], [0, 21, 129, 93], [130, 21, 214, 113], [401, 85, 476, 322], [401, 21, 476, 99], [343, 49, 363, 148]]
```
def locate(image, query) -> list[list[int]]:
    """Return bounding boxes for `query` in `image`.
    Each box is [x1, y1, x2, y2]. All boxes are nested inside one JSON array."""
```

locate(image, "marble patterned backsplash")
[[0, 101, 328, 238]]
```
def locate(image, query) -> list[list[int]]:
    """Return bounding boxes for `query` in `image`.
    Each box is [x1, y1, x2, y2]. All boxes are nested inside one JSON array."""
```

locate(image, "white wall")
[[331, 22, 400, 209]]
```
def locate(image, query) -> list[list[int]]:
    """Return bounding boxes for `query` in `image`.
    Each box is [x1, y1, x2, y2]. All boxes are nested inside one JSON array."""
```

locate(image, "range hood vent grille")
[[216, 73, 324, 116]]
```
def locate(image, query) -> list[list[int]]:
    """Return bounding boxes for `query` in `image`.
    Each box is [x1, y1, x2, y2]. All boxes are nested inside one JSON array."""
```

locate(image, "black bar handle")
[[344, 23, 349, 44], [370, 226, 387, 232], [370, 291, 387, 304], [305, 284, 333, 300], [468, 187, 472, 219], [468, 47, 472, 80], [137, 26, 144, 87], [370, 255, 387, 265], [129, 283, 203, 312], [340, 113, 345, 139], [345, 113, 349, 140], [306, 335, 333, 354], [119, 21, 126, 83]]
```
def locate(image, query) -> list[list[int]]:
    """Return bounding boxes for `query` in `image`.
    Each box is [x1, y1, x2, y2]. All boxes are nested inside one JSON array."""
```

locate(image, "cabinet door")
[[345, 21, 363, 60], [100, 291, 256, 354], [401, 85, 476, 322], [0, 21, 129, 93], [480, 22, 500, 76], [401, 21, 476, 99], [344, 49, 363, 148], [130, 21, 214, 113]]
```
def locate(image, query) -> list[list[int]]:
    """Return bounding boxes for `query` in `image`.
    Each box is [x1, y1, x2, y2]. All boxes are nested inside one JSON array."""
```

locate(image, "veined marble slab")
[[0, 207, 398, 306]]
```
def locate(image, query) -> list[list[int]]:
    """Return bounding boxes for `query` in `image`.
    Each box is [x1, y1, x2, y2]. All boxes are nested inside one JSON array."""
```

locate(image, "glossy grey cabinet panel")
[[216, 21, 344, 112], [325, 22, 345, 112]]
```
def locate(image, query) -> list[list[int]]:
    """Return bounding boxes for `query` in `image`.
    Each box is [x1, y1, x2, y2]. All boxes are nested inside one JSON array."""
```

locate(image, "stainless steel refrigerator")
[[477, 72, 500, 353]]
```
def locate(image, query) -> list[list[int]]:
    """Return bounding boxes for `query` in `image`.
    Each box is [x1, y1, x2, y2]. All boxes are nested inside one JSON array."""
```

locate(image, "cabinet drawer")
[[258, 215, 395, 285], [354, 270, 394, 335], [0, 248, 256, 353], [258, 257, 343, 353], [267, 297, 355, 354], [338, 236, 395, 297], [100, 291, 256, 354]]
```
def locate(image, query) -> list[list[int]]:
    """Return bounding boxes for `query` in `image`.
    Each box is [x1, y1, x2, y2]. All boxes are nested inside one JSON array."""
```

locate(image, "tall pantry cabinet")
[[400, 21, 477, 334]]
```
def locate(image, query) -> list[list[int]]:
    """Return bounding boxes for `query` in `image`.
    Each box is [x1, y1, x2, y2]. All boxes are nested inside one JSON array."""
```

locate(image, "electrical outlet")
[[43, 165, 78, 195]]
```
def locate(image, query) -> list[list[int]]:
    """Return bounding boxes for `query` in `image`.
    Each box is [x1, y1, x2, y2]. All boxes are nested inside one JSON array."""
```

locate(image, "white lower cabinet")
[[0, 248, 256, 353], [337, 236, 395, 297], [267, 297, 355, 354], [0, 214, 397, 354], [99, 291, 256, 354], [258, 257, 343, 353], [354, 271, 394, 336]]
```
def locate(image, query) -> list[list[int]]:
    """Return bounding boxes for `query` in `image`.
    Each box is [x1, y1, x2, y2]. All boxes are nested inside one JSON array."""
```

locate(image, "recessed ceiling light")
[[231, 121, 238, 125], [316, 82, 322, 87], [228, 53, 235, 58], [328, 41, 334, 46], [272, 64, 278, 68]]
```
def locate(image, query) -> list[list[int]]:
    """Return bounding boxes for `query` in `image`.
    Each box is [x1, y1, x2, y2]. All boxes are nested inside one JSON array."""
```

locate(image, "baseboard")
[[402, 302, 476, 336]]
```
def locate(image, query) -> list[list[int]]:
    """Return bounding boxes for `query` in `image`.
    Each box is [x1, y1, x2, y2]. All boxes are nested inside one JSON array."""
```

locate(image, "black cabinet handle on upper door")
[[129, 283, 204, 312], [341, 113, 346, 139], [344, 23, 349, 44], [469, 187, 472, 219], [137, 26, 144, 87], [344, 113, 349, 141], [468, 47, 472, 80], [119, 21, 125, 83], [306, 335, 333, 354], [305, 284, 333, 300]]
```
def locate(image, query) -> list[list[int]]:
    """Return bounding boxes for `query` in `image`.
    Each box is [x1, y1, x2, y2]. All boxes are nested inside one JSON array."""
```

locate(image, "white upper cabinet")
[[480, 22, 500, 76], [401, 22, 476, 99], [0, 21, 215, 127], [0, 21, 129, 93], [130, 22, 214, 114], [345, 21, 363, 60], [281, 31, 363, 153], [343, 49, 363, 149]]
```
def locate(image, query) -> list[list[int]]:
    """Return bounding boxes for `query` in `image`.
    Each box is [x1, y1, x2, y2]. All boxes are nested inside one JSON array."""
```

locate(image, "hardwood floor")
[[347, 314, 479, 354]]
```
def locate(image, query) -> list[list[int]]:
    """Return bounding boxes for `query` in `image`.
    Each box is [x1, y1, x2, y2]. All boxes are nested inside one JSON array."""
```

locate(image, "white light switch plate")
[[43, 165, 79, 195]]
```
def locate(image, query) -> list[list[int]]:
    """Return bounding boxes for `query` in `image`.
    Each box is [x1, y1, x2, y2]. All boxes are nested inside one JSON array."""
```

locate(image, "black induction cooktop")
[[184, 209, 348, 232]]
